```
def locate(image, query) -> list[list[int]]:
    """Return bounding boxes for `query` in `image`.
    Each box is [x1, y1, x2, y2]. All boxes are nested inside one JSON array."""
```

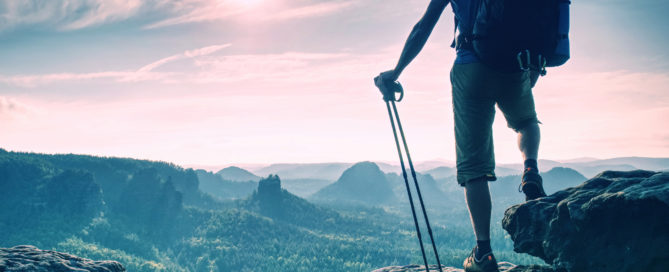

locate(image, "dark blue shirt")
[[449, 0, 479, 64]]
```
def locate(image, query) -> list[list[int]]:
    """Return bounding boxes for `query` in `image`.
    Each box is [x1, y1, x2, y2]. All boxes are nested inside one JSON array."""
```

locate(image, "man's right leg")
[[518, 122, 546, 199], [518, 122, 540, 162], [498, 71, 546, 200]]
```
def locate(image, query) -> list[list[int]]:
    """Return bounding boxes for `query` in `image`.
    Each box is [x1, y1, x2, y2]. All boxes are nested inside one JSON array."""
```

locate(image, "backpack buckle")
[[537, 54, 547, 76], [517, 50, 548, 76], [517, 50, 531, 72]]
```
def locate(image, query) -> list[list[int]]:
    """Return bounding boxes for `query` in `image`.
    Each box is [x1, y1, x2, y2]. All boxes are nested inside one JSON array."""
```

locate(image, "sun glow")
[[230, 0, 264, 8]]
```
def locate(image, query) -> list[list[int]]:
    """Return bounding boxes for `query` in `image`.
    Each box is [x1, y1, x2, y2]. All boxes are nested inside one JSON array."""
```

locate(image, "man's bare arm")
[[386, 0, 449, 81]]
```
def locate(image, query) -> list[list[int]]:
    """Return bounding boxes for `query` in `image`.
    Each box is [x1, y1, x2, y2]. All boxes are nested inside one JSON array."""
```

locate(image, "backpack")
[[455, 0, 571, 75]]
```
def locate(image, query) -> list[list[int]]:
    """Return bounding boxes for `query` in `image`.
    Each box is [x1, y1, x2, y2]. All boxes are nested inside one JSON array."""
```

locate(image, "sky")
[[1, 0, 668, 168]]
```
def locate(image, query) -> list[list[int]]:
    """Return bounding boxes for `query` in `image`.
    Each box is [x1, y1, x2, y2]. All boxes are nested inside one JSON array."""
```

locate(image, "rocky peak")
[[339, 161, 383, 183], [257, 174, 282, 197], [312, 161, 396, 205]]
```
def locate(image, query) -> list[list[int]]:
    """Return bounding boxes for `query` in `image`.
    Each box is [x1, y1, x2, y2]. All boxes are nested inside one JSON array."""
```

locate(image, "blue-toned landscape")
[[2, 149, 667, 271]]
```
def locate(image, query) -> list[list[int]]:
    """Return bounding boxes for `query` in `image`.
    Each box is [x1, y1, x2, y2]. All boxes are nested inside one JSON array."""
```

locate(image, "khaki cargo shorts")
[[450, 62, 540, 186]]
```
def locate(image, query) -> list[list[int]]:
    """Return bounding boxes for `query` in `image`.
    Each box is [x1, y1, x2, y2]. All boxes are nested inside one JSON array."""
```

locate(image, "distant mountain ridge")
[[490, 167, 588, 201], [499, 157, 668, 178], [216, 166, 261, 182], [384, 172, 452, 207], [423, 166, 455, 179], [253, 163, 351, 180], [250, 160, 457, 180], [229, 157, 667, 182]]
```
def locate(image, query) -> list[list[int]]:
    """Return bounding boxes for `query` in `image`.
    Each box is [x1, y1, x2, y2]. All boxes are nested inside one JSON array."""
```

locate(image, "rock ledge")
[[372, 263, 548, 272], [0, 245, 125, 272], [503, 170, 669, 272]]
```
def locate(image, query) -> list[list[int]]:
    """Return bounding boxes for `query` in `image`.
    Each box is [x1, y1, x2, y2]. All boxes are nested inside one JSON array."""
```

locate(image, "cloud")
[[142, 0, 247, 29], [1, 0, 357, 32], [188, 51, 357, 84], [0, 97, 21, 113], [0, 0, 147, 31], [184, 44, 231, 58], [136, 43, 230, 73], [60, 0, 144, 30], [0, 71, 130, 88], [0, 43, 231, 87], [0, 96, 33, 119], [0, 45, 370, 88], [269, 1, 355, 21], [140, 0, 356, 29]]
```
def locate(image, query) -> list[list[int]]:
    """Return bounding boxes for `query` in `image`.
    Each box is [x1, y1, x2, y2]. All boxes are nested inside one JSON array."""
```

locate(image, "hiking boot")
[[520, 168, 547, 201], [463, 247, 499, 272]]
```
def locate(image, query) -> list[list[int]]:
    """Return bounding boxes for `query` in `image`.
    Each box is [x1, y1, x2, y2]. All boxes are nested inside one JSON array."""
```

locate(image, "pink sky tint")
[[1, 0, 667, 167], [2, 39, 666, 166]]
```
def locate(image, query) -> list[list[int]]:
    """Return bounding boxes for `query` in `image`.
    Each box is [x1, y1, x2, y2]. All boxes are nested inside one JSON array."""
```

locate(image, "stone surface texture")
[[0, 245, 125, 272], [372, 263, 547, 272], [503, 170, 669, 272]]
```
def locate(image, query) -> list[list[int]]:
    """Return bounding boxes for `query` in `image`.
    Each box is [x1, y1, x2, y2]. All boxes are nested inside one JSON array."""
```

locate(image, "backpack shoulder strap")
[[451, 0, 481, 49], [450, 16, 459, 48]]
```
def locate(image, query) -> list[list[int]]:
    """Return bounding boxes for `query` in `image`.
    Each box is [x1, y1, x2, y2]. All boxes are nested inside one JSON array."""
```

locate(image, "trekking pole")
[[390, 100, 443, 272], [385, 100, 430, 271]]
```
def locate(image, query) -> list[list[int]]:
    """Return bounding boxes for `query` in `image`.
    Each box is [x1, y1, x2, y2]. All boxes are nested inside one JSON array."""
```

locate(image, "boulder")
[[371, 264, 463, 272], [0, 245, 125, 272], [503, 170, 669, 272], [372, 263, 546, 272]]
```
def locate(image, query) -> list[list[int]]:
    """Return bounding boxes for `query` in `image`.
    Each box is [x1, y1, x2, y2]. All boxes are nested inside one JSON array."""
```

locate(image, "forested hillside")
[[0, 150, 542, 271]]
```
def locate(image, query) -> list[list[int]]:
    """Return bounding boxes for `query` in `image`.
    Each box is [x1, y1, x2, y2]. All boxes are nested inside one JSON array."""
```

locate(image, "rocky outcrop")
[[372, 263, 547, 272], [257, 174, 282, 197], [503, 170, 669, 272], [0, 245, 125, 272]]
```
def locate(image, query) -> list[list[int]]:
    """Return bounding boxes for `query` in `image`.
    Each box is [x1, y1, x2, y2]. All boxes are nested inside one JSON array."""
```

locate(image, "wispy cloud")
[[0, 96, 33, 120], [0, 43, 231, 87], [0, 46, 372, 88], [0, 0, 147, 31], [0, 96, 22, 113], [269, 1, 355, 21], [142, 0, 247, 29], [132, 43, 231, 78], [0, 71, 130, 88], [1, 0, 357, 32], [60, 0, 144, 30], [145, 0, 356, 29]]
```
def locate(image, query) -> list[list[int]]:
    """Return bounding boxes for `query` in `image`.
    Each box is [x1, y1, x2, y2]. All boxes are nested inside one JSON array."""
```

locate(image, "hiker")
[[375, 0, 569, 271]]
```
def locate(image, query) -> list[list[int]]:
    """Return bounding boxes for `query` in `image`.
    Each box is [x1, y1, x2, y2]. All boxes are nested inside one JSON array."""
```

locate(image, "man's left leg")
[[451, 63, 500, 271], [465, 177, 492, 259]]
